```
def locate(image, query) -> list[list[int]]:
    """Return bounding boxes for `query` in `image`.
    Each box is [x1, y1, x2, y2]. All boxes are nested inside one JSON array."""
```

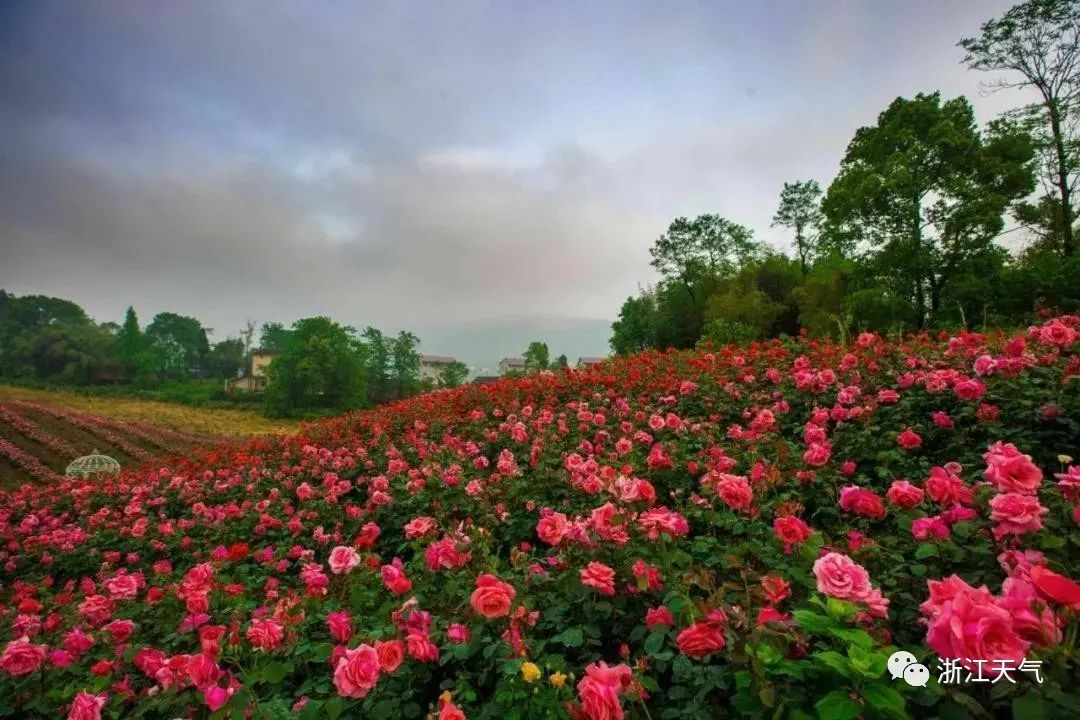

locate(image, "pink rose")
[[447, 624, 470, 644], [989, 493, 1048, 539], [381, 559, 413, 596], [676, 622, 726, 658], [925, 582, 1030, 668], [580, 562, 617, 597], [983, 442, 1042, 494], [67, 692, 107, 720], [0, 637, 47, 676], [246, 618, 285, 651], [772, 516, 812, 553], [712, 474, 754, 511], [897, 428, 922, 449], [333, 644, 380, 698], [375, 640, 404, 673], [839, 486, 887, 519], [327, 611, 353, 644], [328, 546, 361, 575], [953, 378, 986, 401], [912, 516, 950, 541], [812, 552, 873, 602], [886, 480, 924, 509], [574, 662, 631, 720], [645, 606, 674, 631], [403, 516, 437, 540], [802, 443, 831, 467], [470, 574, 516, 619], [536, 511, 569, 546]]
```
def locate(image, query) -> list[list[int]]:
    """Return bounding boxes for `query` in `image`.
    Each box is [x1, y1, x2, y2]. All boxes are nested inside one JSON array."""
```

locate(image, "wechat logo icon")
[[888, 650, 929, 687]]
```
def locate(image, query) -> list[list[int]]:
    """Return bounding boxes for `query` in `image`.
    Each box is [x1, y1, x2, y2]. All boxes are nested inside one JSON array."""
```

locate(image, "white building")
[[419, 355, 458, 382], [498, 357, 525, 375]]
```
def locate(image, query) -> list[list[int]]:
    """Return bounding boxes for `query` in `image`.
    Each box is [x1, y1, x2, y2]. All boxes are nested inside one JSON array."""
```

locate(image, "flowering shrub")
[[0, 318, 1079, 718]]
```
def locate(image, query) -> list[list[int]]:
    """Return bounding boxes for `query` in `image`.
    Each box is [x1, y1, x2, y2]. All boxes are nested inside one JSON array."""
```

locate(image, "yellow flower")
[[1059, 454, 1074, 465], [548, 671, 567, 688], [521, 661, 541, 683], [439, 690, 453, 704]]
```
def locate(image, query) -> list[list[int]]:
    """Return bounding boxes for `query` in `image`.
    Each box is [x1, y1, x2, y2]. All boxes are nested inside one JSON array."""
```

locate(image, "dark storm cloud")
[[0, 0, 1030, 360]]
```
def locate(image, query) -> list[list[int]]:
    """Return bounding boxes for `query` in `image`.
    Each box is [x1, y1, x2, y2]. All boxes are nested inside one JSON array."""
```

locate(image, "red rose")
[[470, 574, 516, 619]]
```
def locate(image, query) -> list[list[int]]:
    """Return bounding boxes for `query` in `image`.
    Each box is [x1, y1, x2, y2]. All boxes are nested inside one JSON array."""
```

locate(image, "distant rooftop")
[[499, 357, 525, 367], [576, 356, 606, 365], [420, 355, 457, 364]]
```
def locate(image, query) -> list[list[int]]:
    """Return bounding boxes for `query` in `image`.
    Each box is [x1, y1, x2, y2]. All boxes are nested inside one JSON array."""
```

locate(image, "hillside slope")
[[1, 318, 1079, 718]]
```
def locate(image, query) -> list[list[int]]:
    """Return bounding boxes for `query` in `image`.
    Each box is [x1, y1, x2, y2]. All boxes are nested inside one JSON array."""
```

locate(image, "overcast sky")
[[0, 0, 1030, 365]]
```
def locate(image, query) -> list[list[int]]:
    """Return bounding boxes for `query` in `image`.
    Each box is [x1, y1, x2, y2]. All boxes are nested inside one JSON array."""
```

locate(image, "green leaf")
[[1013, 692, 1044, 720], [793, 610, 834, 634], [814, 651, 851, 678], [554, 627, 584, 647], [860, 684, 907, 719], [847, 645, 887, 678], [815, 689, 861, 720], [644, 631, 665, 655], [325, 697, 345, 720], [262, 660, 292, 684], [309, 642, 332, 662], [826, 597, 856, 622], [830, 627, 874, 650], [915, 543, 939, 559]]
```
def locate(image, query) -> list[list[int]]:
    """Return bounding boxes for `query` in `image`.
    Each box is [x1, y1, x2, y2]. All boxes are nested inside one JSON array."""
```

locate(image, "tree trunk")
[[1049, 103, 1075, 256]]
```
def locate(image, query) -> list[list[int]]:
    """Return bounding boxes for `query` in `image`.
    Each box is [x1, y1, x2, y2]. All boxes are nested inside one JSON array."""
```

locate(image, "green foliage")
[[145, 312, 211, 380], [259, 322, 293, 352], [438, 360, 470, 388], [265, 317, 367, 416], [773, 180, 824, 274], [611, 291, 659, 355], [523, 341, 550, 372]]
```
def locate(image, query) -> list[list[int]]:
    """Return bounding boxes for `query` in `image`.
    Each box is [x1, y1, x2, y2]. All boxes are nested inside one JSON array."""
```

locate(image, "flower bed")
[[1, 317, 1079, 719]]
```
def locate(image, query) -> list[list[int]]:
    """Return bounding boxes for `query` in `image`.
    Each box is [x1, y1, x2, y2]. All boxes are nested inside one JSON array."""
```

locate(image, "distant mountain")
[[414, 315, 612, 375]]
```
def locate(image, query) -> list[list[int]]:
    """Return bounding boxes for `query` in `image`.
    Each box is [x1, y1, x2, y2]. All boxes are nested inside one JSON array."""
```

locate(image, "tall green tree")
[[438, 360, 469, 388], [145, 312, 210, 379], [361, 327, 392, 404], [390, 331, 421, 399], [265, 317, 366, 416], [115, 307, 144, 375], [649, 215, 758, 301], [772, 180, 824, 275], [522, 341, 550, 372], [610, 291, 658, 355], [209, 338, 245, 378], [961, 0, 1080, 255], [823, 92, 1035, 327], [259, 322, 292, 352]]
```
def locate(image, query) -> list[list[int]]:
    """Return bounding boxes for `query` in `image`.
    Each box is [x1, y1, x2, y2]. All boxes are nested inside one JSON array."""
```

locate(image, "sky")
[[0, 0, 1031, 370]]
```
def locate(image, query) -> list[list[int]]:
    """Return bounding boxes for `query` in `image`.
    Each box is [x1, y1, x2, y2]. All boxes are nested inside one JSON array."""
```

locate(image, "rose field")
[[0, 399, 225, 488], [3, 318, 1080, 720]]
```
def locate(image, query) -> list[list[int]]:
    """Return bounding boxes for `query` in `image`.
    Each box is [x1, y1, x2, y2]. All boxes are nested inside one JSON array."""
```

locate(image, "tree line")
[[612, 0, 1080, 353], [0, 292, 469, 417]]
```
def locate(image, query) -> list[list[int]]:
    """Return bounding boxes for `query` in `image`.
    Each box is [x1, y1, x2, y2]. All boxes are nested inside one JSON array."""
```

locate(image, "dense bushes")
[[0, 317, 1078, 718]]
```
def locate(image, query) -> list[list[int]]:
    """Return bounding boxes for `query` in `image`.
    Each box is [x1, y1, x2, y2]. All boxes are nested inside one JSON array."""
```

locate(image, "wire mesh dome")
[[65, 450, 121, 478]]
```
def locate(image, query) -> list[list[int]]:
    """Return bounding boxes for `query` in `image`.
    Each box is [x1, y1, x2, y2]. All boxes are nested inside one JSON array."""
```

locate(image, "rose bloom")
[[896, 428, 922, 449], [580, 561, 617, 597], [983, 443, 1043, 494], [676, 622, 726, 658], [802, 443, 831, 467], [375, 640, 404, 673], [839, 486, 887, 519], [575, 662, 631, 720], [990, 493, 1049, 539], [403, 516, 437, 540], [327, 546, 361, 575], [925, 584, 1030, 668], [713, 474, 754, 511], [0, 637, 47, 676], [813, 552, 873, 602], [447, 624, 470, 644], [772, 516, 812, 553], [381, 560, 413, 596], [953, 378, 986, 401], [327, 611, 353, 644], [439, 699, 467, 720], [67, 691, 107, 720], [912, 516, 950, 541], [333, 644, 380, 699], [246, 618, 285, 651], [924, 466, 974, 506], [470, 574, 516, 619], [536, 511, 569, 546], [886, 480, 924, 509], [645, 606, 674, 631], [760, 575, 791, 604]]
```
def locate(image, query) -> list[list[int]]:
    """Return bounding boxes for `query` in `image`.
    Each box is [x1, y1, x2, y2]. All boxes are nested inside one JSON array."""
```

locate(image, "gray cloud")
[[0, 0, 1032, 363]]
